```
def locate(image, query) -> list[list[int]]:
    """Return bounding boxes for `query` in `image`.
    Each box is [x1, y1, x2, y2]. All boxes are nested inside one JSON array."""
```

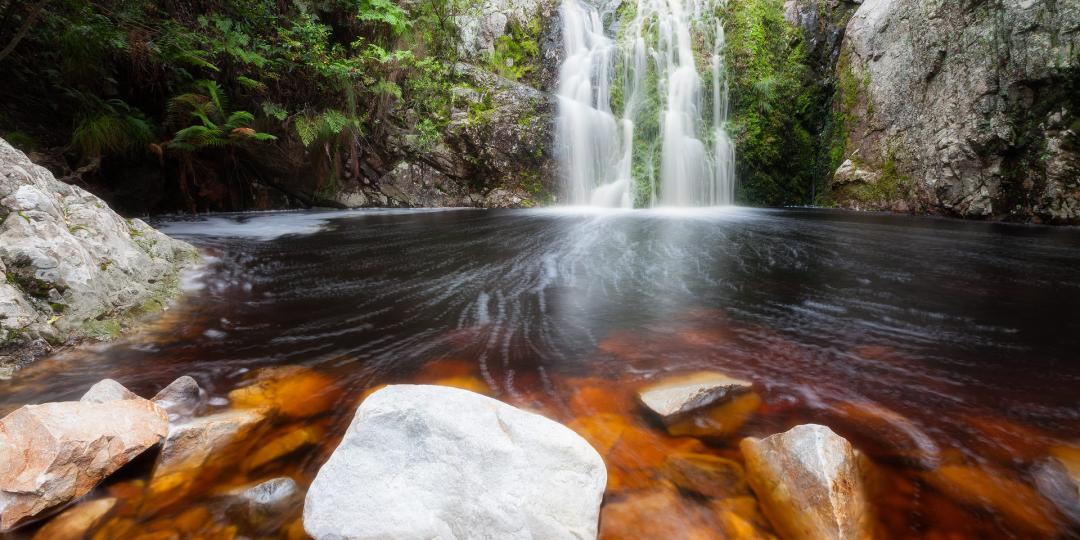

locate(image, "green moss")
[[724, 0, 823, 206], [83, 318, 122, 340], [487, 17, 542, 83]]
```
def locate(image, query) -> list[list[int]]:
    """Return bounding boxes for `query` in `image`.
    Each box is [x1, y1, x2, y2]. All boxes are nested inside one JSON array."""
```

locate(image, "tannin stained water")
[[556, 0, 735, 207], [2, 208, 1080, 539]]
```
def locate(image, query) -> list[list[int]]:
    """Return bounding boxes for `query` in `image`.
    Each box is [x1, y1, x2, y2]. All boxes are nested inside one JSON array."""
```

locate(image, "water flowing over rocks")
[[0, 137, 198, 374], [303, 384, 606, 540], [830, 0, 1080, 223], [0, 389, 168, 531], [638, 371, 754, 421], [740, 424, 872, 540]]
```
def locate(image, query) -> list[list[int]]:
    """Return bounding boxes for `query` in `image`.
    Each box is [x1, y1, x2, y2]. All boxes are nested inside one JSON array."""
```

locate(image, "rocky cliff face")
[[0, 138, 198, 376], [829, 0, 1080, 223], [330, 0, 561, 210]]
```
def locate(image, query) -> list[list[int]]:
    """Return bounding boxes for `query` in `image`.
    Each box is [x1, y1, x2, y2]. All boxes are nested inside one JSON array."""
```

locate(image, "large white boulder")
[[303, 384, 607, 540]]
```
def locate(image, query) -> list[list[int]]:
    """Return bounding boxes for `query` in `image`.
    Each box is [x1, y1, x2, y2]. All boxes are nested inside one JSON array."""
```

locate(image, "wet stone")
[[741, 424, 872, 540], [152, 375, 207, 421], [0, 396, 167, 531], [638, 371, 754, 421], [228, 366, 337, 419]]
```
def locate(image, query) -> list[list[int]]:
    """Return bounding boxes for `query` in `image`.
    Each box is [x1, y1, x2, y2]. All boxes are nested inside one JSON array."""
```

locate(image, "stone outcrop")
[[334, 62, 557, 210], [0, 391, 168, 531], [829, 0, 1080, 223], [638, 371, 754, 421], [740, 424, 872, 540], [0, 137, 198, 374], [152, 375, 207, 422], [303, 384, 606, 539]]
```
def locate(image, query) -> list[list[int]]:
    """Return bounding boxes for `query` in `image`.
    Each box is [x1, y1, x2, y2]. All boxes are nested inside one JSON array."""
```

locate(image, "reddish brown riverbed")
[[2, 208, 1079, 539]]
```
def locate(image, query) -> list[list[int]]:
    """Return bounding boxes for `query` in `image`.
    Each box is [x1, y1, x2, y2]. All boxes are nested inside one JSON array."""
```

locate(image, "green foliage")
[[724, 0, 822, 206], [1, 0, 471, 209], [354, 0, 412, 35], [487, 18, 541, 82], [167, 80, 276, 151], [70, 94, 153, 158]]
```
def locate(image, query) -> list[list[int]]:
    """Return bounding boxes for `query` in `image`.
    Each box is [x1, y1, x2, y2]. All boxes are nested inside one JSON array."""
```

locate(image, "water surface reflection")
[[3, 208, 1079, 538]]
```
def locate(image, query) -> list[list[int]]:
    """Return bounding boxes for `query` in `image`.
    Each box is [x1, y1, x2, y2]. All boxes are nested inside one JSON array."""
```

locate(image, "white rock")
[[80, 379, 140, 403], [303, 384, 606, 540], [638, 371, 754, 420]]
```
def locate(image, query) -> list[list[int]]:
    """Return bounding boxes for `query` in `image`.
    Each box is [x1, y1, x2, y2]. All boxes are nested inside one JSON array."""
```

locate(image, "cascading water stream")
[[555, 0, 735, 207]]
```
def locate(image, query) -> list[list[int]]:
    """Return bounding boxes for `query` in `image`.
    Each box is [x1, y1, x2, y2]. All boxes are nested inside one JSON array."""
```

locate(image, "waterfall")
[[555, 0, 735, 207]]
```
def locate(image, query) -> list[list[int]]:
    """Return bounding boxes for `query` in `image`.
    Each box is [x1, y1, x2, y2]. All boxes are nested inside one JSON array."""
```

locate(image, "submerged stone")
[[228, 366, 337, 419], [303, 384, 606, 539], [660, 452, 749, 498], [148, 408, 266, 506], [922, 464, 1060, 537], [638, 371, 753, 420], [666, 391, 762, 439], [0, 398, 167, 531], [244, 425, 326, 471], [740, 424, 871, 540], [31, 498, 116, 540]]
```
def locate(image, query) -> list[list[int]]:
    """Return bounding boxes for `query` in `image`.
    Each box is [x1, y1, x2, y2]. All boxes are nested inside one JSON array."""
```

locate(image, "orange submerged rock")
[[229, 366, 338, 418]]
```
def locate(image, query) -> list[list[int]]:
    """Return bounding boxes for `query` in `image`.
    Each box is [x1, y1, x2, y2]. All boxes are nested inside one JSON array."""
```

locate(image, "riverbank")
[[0, 139, 199, 377]]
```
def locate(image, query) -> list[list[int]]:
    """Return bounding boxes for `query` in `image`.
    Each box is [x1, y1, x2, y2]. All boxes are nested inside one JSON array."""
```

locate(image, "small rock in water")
[[665, 391, 762, 439], [244, 425, 325, 471], [223, 477, 303, 531], [638, 371, 753, 421], [31, 498, 116, 540], [152, 375, 207, 421], [80, 378, 139, 403], [303, 384, 606, 540], [0, 397, 167, 531], [740, 424, 871, 540]]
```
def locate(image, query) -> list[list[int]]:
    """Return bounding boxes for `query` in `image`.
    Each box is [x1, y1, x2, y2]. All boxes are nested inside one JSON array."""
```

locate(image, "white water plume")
[[556, 0, 735, 207]]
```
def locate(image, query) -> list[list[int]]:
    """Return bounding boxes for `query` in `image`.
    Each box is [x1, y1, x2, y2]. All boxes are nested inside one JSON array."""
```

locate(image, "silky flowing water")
[[3, 208, 1080, 539], [556, 0, 735, 207]]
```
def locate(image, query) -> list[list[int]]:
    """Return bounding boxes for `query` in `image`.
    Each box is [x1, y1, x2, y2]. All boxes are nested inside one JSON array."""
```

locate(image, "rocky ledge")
[[0, 137, 198, 376]]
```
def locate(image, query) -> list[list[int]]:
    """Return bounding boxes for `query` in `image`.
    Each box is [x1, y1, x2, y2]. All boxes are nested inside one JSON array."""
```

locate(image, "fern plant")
[[167, 80, 277, 151], [68, 92, 154, 158]]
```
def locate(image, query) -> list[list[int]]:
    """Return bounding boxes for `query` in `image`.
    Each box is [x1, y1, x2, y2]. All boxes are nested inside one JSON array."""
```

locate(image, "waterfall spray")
[[555, 0, 735, 207]]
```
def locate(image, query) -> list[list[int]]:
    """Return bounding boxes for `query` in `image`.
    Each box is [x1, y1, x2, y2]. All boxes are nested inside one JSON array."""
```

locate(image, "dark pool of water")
[[3, 207, 1080, 539]]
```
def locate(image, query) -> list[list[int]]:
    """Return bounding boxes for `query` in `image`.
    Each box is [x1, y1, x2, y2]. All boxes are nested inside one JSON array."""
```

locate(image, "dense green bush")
[[723, 0, 824, 206], [0, 0, 466, 209]]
